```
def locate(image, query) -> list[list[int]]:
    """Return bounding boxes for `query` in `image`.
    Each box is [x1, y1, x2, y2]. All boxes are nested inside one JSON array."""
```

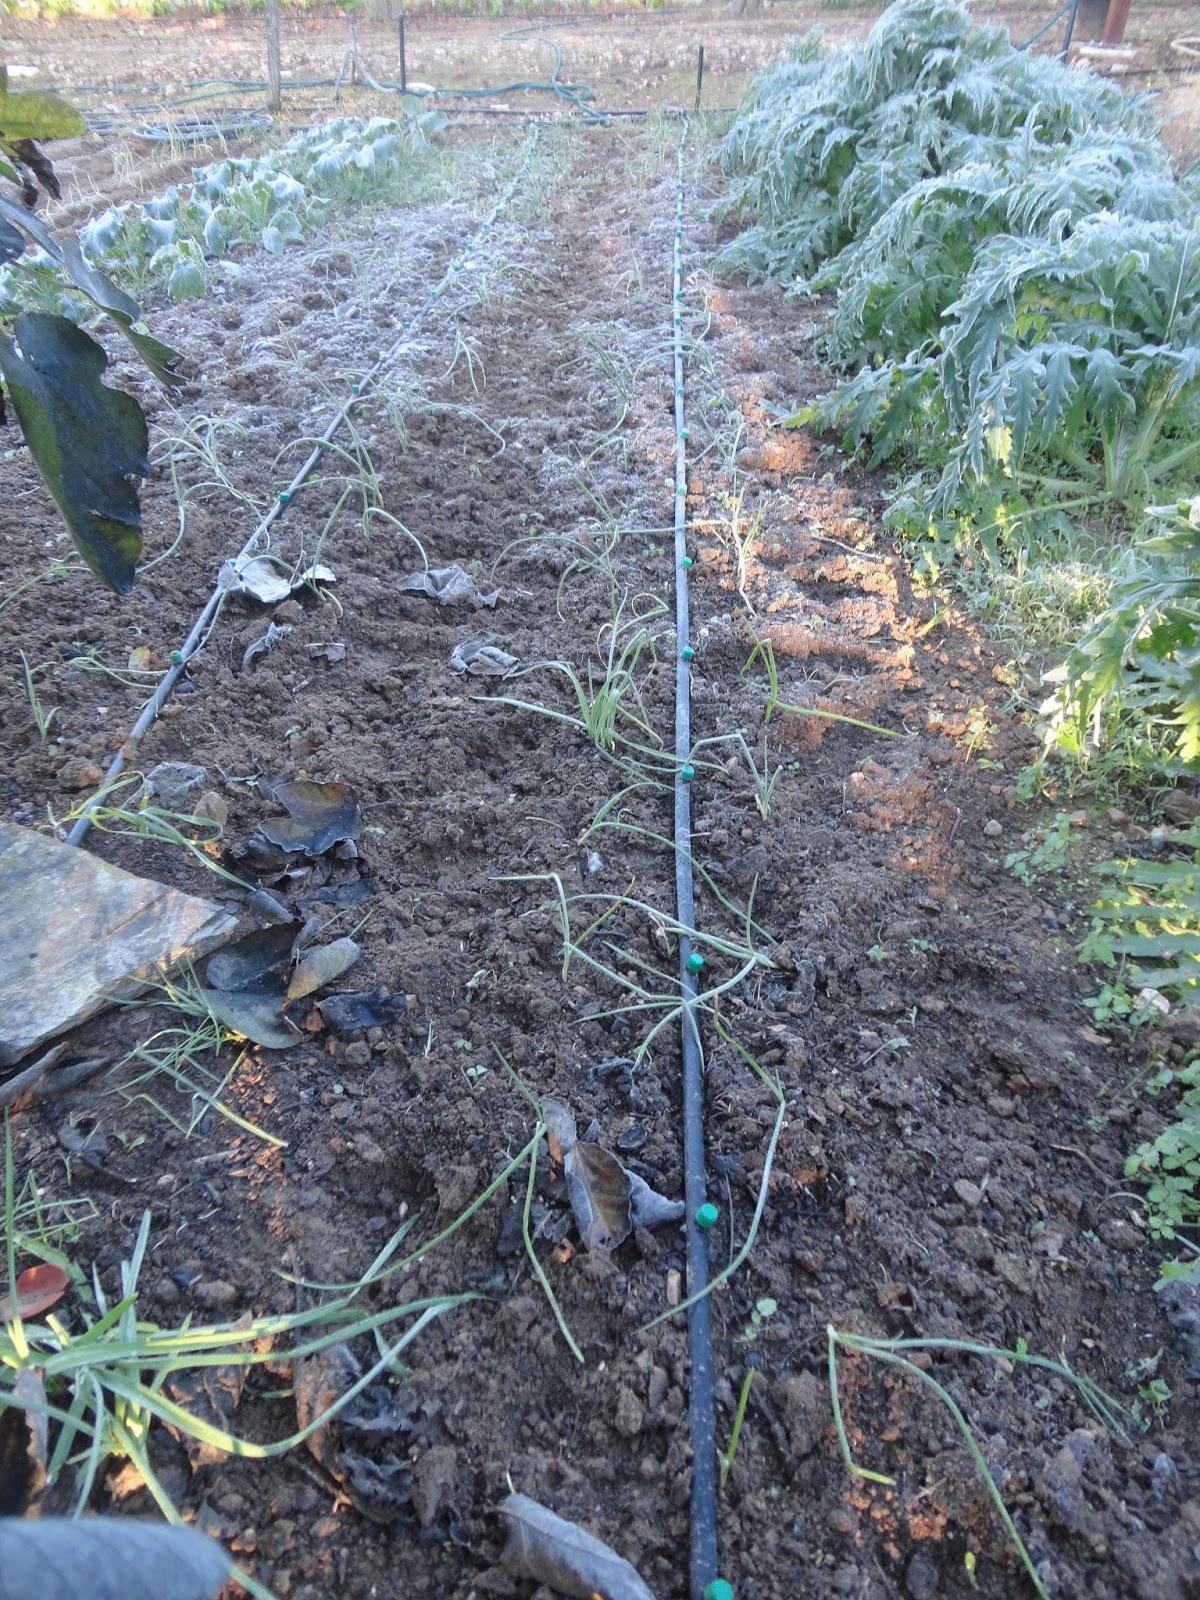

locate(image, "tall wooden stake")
[[1101, 0, 1132, 45], [264, 0, 282, 113]]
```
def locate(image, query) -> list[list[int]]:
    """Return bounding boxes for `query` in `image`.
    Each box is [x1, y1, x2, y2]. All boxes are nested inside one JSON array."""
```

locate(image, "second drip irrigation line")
[[670, 117, 726, 1600], [65, 128, 540, 849]]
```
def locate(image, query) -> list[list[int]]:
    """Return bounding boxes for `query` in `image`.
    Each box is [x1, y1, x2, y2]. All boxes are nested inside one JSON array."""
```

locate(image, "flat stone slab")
[[0, 821, 238, 1066]]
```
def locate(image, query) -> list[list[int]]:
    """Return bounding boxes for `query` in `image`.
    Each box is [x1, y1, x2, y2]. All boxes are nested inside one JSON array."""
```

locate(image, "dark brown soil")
[[1, 62, 1199, 1600]]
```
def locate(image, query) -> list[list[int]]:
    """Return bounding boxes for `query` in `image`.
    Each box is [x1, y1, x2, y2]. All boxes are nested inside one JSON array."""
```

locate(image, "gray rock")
[[774, 1370, 829, 1459], [143, 762, 208, 809], [726, 844, 771, 888], [906, 1547, 939, 1599], [614, 1386, 645, 1438], [411, 1445, 457, 1529]]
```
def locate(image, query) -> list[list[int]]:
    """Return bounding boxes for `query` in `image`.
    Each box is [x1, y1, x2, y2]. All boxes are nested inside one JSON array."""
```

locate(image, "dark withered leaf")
[[201, 988, 302, 1050], [563, 1141, 632, 1251], [340, 1382, 418, 1438], [337, 1451, 412, 1524], [204, 921, 299, 993], [0, 313, 147, 593], [166, 1323, 249, 1469], [295, 1341, 360, 1473], [317, 991, 409, 1032], [258, 780, 360, 857], [500, 1492, 658, 1600], [0, 214, 23, 263], [7, 138, 61, 198], [541, 1097, 577, 1164]]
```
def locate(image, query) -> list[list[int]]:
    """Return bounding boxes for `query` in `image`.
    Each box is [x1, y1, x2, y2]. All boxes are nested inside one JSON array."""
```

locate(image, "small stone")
[[647, 1367, 669, 1414], [775, 1370, 828, 1459], [832, 1563, 860, 1594], [953, 1179, 983, 1208], [1134, 987, 1170, 1016], [827, 1505, 858, 1536], [726, 844, 770, 888], [1161, 790, 1200, 825], [982, 819, 1003, 839], [1152, 1452, 1180, 1502], [666, 1269, 682, 1307], [1068, 810, 1090, 828], [1099, 1218, 1140, 1252], [905, 1548, 939, 1600], [614, 1386, 645, 1438], [844, 1192, 869, 1227], [354, 1132, 386, 1164], [274, 600, 304, 626], [993, 1253, 1035, 1294], [1106, 808, 1129, 827], [57, 760, 104, 791], [192, 790, 230, 829], [195, 1279, 238, 1310], [257, 1519, 296, 1561], [412, 1445, 457, 1528], [950, 1226, 994, 1266]]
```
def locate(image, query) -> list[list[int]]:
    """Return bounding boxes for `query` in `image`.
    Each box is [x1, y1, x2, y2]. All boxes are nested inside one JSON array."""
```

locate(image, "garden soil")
[[2, 66, 1200, 1600]]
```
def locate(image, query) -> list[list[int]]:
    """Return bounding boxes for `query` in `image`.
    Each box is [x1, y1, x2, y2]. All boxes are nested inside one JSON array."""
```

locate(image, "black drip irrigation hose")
[[669, 117, 723, 1600], [64, 129, 539, 849], [338, 27, 604, 121]]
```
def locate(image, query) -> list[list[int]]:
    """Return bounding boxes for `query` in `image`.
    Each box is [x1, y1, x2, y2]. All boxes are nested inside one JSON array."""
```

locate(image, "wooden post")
[[264, 0, 282, 113], [399, 11, 407, 95], [1101, 0, 1132, 45], [694, 44, 704, 112]]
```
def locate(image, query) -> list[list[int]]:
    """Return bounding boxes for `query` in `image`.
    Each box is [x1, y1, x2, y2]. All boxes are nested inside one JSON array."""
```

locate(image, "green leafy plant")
[[1078, 824, 1200, 994], [1082, 980, 1160, 1032], [1125, 1055, 1200, 1245], [1132, 1375, 1173, 1432], [1004, 810, 1073, 885], [1046, 498, 1200, 768], [71, 116, 442, 306], [0, 70, 183, 593], [736, 1296, 778, 1344]]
